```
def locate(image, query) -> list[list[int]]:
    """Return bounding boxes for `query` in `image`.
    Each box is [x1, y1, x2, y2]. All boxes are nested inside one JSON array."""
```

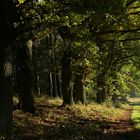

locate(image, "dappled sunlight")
[[11, 97, 140, 140], [69, 103, 127, 122]]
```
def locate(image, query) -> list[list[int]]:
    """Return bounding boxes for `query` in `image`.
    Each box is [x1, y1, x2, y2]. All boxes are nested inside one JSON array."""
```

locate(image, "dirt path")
[[36, 106, 140, 140], [103, 106, 140, 140], [106, 108, 134, 133]]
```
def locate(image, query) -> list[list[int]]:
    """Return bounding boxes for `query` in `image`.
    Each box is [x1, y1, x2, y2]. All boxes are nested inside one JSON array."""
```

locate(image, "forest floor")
[[11, 97, 140, 140]]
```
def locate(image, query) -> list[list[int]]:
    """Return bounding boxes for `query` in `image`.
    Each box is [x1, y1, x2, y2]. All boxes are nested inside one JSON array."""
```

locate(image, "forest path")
[[129, 97, 140, 130], [13, 97, 140, 140], [102, 98, 140, 140]]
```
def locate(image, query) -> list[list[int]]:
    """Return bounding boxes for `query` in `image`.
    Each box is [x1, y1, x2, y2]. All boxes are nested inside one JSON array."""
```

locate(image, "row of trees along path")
[[0, 0, 140, 138]]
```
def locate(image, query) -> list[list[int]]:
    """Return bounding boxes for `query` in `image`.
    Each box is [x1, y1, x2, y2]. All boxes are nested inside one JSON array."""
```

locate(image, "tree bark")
[[33, 45, 41, 96], [61, 50, 73, 106], [56, 74, 61, 97], [52, 73, 59, 97], [96, 76, 106, 103], [49, 72, 53, 96], [0, 0, 16, 133], [0, 47, 13, 133], [17, 39, 35, 114], [73, 73, 86, 104]]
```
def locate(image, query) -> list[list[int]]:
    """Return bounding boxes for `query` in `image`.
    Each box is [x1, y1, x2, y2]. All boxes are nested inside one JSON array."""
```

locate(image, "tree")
[[13, 0, 140, 107], [61, 43, 74, 105], [16, 37, 35, 114], [0, 0, 16, 133], [15, 0, 43, 113], [87, 0, 140, 103]]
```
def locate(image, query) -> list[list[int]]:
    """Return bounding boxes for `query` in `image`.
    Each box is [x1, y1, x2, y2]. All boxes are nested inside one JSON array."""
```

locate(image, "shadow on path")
[[14, 98, 140, 140], [21, 106, 140, 140]]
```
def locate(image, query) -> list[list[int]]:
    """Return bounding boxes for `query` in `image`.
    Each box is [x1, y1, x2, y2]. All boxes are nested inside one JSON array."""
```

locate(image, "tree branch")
[[126, 0, 139, 7], [94, 28, 140, 36], [100, 37, 140, 43], [127, 11, 140, 15]]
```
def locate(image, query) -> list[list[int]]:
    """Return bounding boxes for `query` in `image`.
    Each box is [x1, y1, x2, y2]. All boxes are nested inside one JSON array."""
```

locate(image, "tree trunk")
[[34, 67, 41, 96], [35, 74, 41, 96], [0, 0, 16, 133], [52, 73, 59, 97], [112, 94, 118, 104], [36, 74, 41, 96], [61, 51, 73, 106], [56, 74, 61, 97], [96, 76, 106, 103], [33, 45, 41, 96], [49, 72, 59, 97], [49, 72, 62, 98], [49, 72, 53, 96], [17, 39, 35, 114], [0, 47, 13, 133], [73, 73, 86, 104]]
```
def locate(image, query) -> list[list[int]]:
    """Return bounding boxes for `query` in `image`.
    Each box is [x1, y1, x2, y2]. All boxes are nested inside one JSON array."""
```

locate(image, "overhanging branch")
[[126, 0, 139, 7], [101, 37, 140, 43], [94, 28, 140, 36]]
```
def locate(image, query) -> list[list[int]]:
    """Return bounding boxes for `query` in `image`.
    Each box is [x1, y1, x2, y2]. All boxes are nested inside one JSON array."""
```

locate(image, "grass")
[[35, 96, 127, 121], [129, 98, 140, 129], [131, 106, 140, 129], [69, 102, 127, 122]]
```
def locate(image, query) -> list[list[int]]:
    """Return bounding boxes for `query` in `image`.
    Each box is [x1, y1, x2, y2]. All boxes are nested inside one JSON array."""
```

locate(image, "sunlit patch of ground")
[[130, 98, 140, 129], [11, 96, 140, 140]]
